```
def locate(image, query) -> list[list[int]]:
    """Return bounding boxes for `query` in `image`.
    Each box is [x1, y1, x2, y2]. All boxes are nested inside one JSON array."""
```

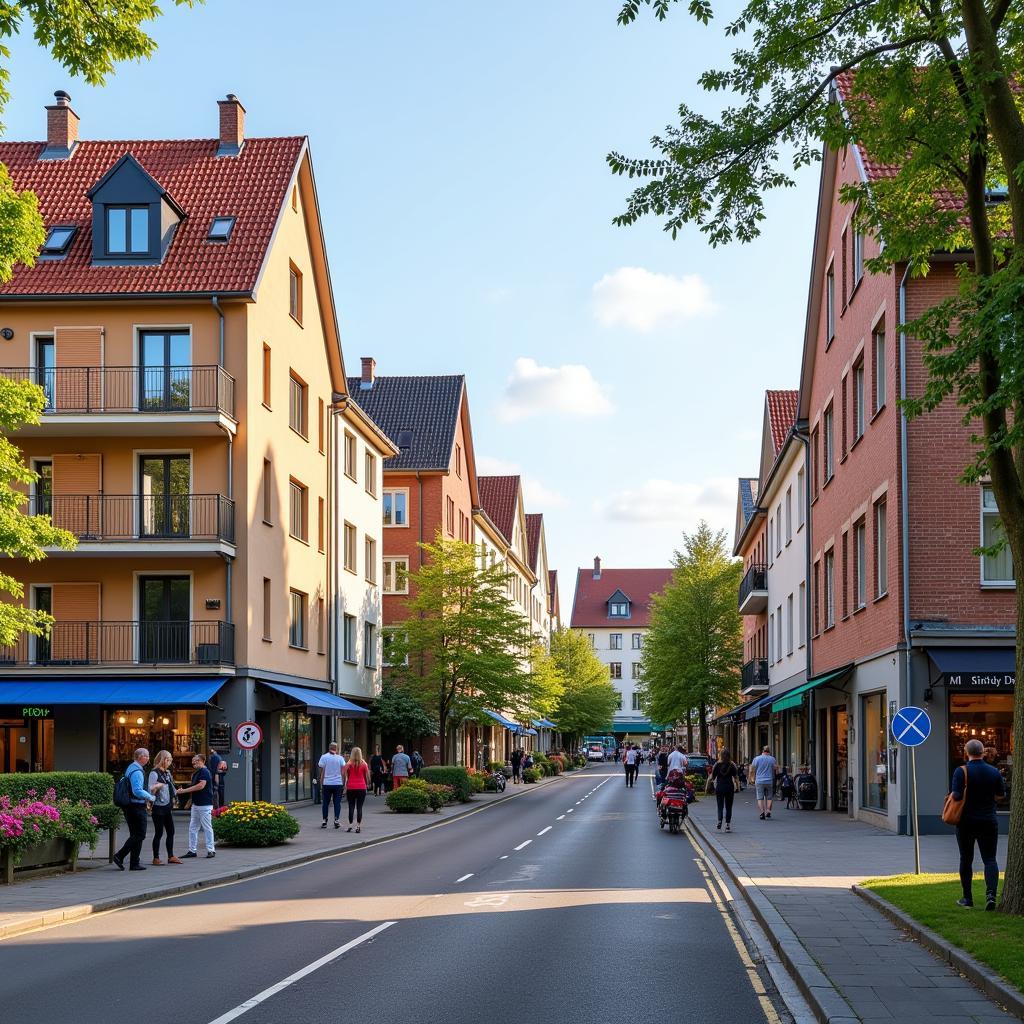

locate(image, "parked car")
[[684, 754, 711, 778], [587, 744, 605, 762]]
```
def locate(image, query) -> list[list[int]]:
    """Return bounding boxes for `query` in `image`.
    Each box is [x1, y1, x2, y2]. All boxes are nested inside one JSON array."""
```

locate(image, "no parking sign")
[[891, 705, 932, 874]]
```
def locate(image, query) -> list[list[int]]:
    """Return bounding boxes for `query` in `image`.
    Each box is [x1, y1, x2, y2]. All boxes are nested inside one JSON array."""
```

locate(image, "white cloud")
[[595, 477, 736, 532], [592, 266, 717, 332], [496, 357, 614, 422], [476, 455, 569, 510]]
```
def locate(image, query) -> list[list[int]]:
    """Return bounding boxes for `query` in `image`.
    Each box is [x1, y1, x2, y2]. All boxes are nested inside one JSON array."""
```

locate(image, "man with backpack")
[[411, 749, 424, 777], [114, 747, 164, 871]]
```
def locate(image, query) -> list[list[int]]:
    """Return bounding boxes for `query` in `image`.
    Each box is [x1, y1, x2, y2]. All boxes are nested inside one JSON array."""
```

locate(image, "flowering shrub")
[[0, 788, 101, 862], [386, 785, 431, 813], [464, 769, 486, 794], [213, 802, 300, 847], [391, 778, 452, 810], [522, 767, 541, 783]]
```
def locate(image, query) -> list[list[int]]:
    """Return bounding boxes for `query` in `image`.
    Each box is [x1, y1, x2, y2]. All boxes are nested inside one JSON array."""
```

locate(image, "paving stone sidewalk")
[[688, 787, 1015, 1023], [0, 769, 579, 940]]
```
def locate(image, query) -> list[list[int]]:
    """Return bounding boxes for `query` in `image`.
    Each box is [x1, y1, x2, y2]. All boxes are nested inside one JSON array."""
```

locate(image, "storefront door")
[[278, 711, 313, 802], [831, 706, 849, 812], [0, 716, 55, 773]]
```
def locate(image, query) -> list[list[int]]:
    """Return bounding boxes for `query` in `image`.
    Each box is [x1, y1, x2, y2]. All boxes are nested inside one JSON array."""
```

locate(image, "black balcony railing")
[[738, 563, 768, 608], [0, 620, 235, 667], [741, 658, 769, 691], [0, 365, 235, 418], [29, 494, 235, 544]]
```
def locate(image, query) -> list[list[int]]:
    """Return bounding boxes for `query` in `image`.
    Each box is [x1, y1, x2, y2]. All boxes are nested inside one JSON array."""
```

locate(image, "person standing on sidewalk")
[[750, 745, 778, 820], [208, 746, 228, 808], [177, 753, 216, 858], [951, 738, 1005, 910], [114, 747, 162, 871], [318, 742, 346, 829], [711, 747, 739, 831], [391, 745, 412, 789], [148, 750, 181, 865], [343, 746, 371, 832], [510, 747, 523, 784], [624, 744, 638, 787], [370, 746, 386, 796]]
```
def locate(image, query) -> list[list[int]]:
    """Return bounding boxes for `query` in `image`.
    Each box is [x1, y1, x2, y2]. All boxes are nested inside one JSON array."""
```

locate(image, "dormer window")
[[610, 602, 629, 617], [40, 225, 76, 257], [106, 205, 150, 255], [207, 216, 235, 242]]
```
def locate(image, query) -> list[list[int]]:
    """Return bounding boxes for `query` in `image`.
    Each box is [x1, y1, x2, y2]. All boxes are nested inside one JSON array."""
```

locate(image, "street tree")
[[638, 522, 742, 753], [549, 628, 620, 747], [368, 680, 438, 746], [527, 640, 565, 722], [387, 535, 534, 759], [610, 0, 1024, 915]]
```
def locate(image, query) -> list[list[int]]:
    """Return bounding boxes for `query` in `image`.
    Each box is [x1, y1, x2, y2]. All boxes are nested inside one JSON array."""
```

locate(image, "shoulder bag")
[[941, 764, 968, 826]]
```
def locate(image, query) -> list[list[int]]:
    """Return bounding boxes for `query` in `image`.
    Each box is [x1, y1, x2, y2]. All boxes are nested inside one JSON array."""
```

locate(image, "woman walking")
[[370, 746, 385, 796], [711, 747, 739, 832], [343, 746, 371, 833], [148, 750, 181, 864]]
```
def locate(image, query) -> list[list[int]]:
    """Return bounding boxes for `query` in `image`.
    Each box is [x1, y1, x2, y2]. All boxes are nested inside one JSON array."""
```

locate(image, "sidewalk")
[[0, 769, 578, 941], [688, 788, 1015, 1024]]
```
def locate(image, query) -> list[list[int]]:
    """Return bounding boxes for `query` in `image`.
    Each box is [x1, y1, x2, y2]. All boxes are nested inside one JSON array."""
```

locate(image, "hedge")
[[419, 766, 473, 802], [0, 772, 121, 832], [386, 786, 431, 813]]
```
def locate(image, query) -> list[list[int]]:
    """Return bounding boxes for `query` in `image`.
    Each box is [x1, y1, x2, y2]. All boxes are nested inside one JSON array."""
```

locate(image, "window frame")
[[609, 633, 623, 650], [873, 325, 887, 414], [382, 488, 409, 528], [342, 613, 357, 664], [262, 577, 272, 641], [344, 431, 357, 481], [383, 556, 410, 595], [874, 498, 888, 599], [343, 521, 357, 574], [823, 403, 835, 483], [365, 535, 377, 585], [288, 372, 308, 439], [262, 458, 273, 525], [853, 517, 867, 610], [609, 662, 622, 680], [105, 204, 150, 256], [824, 548, 835, 629], [365, 450, 377, 496], [288, 589, 307, 650], [364, 622, 377, 668], [288, 478, 308, 543], [288, 261, 303, 325], [853, 356, 865, 442], [262, 344, 272, 409], [981, 484, 1016, 587], [826, 262, 836, 344]]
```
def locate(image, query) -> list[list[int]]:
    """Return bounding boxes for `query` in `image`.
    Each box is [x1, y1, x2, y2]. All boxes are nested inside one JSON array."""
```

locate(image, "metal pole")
[[911, 746, 921, 875]]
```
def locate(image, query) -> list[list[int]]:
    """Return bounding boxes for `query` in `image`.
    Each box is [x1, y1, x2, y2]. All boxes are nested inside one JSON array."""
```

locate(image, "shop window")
[[948, 693, 1012, 810], [279, 710, 312, 802], [106, 709, 207, 785], [860, 692, 888, 811]]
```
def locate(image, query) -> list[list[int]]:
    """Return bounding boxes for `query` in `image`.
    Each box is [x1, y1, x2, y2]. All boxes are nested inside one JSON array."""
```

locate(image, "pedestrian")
[[711, 748, 739, 832], [780, 769, 796, 808], [318, 741, 346, 829], [176, 753, 216, 858], [343, 746, 371, 833], [370, 746, 386, 796], [667, 745, 689, 775], [614, 746, 621, 764], [113, 747, 161, 871], [624, 744, 638, 787], [208, 746, 228, 808], [391, 745, 412, 789], [511, 747, 523, 784], [148, 749, 181, 865], [411, 749, 424, 777], [950, 738, 1005, 910], [656, 745, 669, 787], [750, 745, 778, 820]]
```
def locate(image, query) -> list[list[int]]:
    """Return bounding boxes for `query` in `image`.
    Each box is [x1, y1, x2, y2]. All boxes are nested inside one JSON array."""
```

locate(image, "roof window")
[[396, 430, 414, 449], [207, 216, 235, 242], [106, 205, 150, 256], [40, 225, 76, 256]]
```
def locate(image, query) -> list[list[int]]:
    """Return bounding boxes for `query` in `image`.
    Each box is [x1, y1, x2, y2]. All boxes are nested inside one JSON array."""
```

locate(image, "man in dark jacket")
[[113, 747, 164, 871], [951, 738, 1005, 910]]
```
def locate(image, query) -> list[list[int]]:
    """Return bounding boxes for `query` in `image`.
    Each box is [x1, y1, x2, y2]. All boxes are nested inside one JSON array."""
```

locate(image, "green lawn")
[[862, 873, 1024, 993]]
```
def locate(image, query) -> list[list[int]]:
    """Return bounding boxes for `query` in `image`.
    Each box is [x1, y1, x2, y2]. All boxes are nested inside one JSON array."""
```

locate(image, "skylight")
[[41, 225, 76, 256], [397, 430, 414, 449], [207, 216, 235, 242]]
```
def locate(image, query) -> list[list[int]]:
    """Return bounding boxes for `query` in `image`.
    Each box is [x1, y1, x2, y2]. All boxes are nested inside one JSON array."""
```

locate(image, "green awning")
[[770, 664, 852, 713]]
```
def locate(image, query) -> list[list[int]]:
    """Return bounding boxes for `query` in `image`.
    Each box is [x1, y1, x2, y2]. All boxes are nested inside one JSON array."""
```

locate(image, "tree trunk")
[[686, 711, 694, 751], [1000, 538, 1024, 913], [699, 702, 709, 755], [438, 708, 448, 767]]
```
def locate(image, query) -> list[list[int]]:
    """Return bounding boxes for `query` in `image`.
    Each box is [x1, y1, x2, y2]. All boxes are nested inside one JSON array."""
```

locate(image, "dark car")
[[684, 754, 712, 778]]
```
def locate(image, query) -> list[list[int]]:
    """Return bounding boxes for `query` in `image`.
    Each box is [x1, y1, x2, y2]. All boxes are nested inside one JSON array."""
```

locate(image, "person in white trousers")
[[176, 753, 216, 858]]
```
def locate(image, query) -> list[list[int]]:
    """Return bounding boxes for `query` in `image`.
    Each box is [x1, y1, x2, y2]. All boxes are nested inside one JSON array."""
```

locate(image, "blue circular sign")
[[891, 706, 931, 747]]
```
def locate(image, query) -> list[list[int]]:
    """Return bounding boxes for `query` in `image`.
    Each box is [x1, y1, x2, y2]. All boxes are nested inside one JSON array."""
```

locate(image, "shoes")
[[356, 826, 361, 833], [206, 852, 216, 858], [346, 826, 353, 832], [113, 853, 125, 871], [334, 821, 340, 829], [759, 812, 765, 820], [986, 894, 997, 911], [716, 821, 722, 830], [168, 856, 183, 864], [183, 851, 198, 858], [321, 821, 327, 829], [129, 865, 146, 871], [152, 858, 164, 866], [725, 823, 731, 832], [956, 897, 974, 907], [766, 812, 771, 819]]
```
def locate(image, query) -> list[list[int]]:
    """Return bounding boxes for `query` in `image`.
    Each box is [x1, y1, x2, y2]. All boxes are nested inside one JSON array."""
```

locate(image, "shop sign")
[[21, 706, 51, 718], [944, 672, 1015, 691]]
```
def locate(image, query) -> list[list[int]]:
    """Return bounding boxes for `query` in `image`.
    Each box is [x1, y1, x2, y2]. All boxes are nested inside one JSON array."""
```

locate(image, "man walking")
[[667, 745, 689, 776], [951, 738, 1005, 910], [411, 749, 424, 777], [656, 745, 669, 787], [750, 745, 779, 820], [114, 747, 162, 871], [624, 744, 638, 787], [318, 741, 346, 829], [177, 753, 216, 857], [391, 745, 412, 789]]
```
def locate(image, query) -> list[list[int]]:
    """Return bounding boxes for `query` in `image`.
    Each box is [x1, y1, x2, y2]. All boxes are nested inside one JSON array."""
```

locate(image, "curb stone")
[[852, 883, 1024, 1021], [0, 765, 584, 942]]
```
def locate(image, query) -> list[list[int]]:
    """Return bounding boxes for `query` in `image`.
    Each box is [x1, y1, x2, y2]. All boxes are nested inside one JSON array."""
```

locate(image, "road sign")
[[891, 706, 931, 747], [235, 721, 262, 749]]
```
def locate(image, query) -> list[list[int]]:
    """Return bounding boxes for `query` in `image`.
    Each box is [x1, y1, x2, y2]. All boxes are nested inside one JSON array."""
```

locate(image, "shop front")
[[0, 707, 54, 773]]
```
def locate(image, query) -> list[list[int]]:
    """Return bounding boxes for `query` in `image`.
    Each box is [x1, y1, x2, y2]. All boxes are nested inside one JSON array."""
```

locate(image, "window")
[[824, 549, 835, 628], [383, 557, 409, 594], [446, 497, 455, 536], [383, 489, 408, 527], [588, 633, 595, 648], [786, 594, 794, 655], [317, 497, 325, 552], [785, 487, 792, 544], [289, 373, 308, 437], [262, 578, 272, 640], [262, 345, 272, 408], [609, 662, 622, 679], [841, 227, 848, 307], [344, 432, 357, 480], [826, 263, 835, 343], [632, 633, 642, 649], [631, 662, 641, 680], [262, 459, 273, 524], [41, 225, 75, 256], [823, 403, 834, 482], [610, 633, 622, 650], [615, 691, 623, 711], [365, 536, 377, 584], [776, 605, 783, 660], [853, 519, 866, 609], [874, 498, 888, 598], [873, 325, 887, 412], [365, 451, 377, 496], [609, 601, 629, 617], [289, 479, 308, 542], [289, 589, 307, 648], [853, 221, 864, 286], [344, 522, 357, 573], [861, 692, 888, 811], [797, 468, 805, 527], [798, 581, 806, 648], [207, 216, 235, 242], [289, 262, 303, 323], [364, 622, 377, 668], [318, 398, 325, 454], [343, 614, 356, 663], [768, 613, 774, 664], [455, 443, 462, 478], [841, 530, 849, 619], [768, 517, 774, 567], [812, 560, 820, 636], [811, 427, 820, 498], [853, 358, 865, 441], [982, 485, 1015, 584], [776, 504, 782, 554], [840, 373, 848, 459], [106, 205, 149, 255]]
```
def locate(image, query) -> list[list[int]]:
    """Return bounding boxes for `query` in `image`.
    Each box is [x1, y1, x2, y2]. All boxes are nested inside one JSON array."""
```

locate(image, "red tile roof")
[[766, 390, 798, 455], [477, 475, 519, 544], [0, 137, 305, 296], [525, 513, 543, 573], [570, 567, 673, 628]]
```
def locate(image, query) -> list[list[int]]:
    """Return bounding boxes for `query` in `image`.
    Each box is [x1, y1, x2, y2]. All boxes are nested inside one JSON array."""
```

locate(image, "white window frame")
[[609, 633, 622, 650], [382, 488, 409, 528], [981, 485, 1016, 586], [383, 556, 410, 595], [826, 262, 836, 342]]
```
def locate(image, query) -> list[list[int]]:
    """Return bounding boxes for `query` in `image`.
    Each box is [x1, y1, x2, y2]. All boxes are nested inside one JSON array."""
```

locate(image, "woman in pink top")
[[343, 747, 371, 832]]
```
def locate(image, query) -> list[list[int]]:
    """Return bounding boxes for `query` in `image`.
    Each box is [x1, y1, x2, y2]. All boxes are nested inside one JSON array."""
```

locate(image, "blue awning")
[[519, 727, 538, 736], [0, 678, 225, 706], [531, 718, 557, 729], [744, 693, 775, 721], [483, 709, 518, 730], [259, 680, 369, 717]]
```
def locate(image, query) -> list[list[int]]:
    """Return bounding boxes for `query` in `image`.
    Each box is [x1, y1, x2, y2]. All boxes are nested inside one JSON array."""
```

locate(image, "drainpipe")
[[793, 423, 814, 783], [898, 261, 913, 834], [415, 471, 424, 566], [212, 296, 225, 367]]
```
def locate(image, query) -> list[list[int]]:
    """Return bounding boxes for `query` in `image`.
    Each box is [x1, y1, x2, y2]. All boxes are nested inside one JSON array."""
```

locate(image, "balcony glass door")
[[139, 575, 189, 662], [139, 456, 190, 538], [32, 586, 52, 664], [35, 337, 54, 409], [34, 461, 52, 517], [140, 331, 191, 411]]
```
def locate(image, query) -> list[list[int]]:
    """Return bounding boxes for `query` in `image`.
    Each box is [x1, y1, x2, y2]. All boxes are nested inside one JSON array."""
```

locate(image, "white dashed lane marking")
[[556, 814, 565, 820], [513, 840, 532, 851], [537, 826, 552, 836], [455, 873, 473, 883]]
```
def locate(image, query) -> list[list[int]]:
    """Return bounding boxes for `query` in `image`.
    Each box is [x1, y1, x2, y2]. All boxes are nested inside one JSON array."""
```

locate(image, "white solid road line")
[[455, 873, 474, 882], [513, 840, 532, 851], [205, 921, 396, 1024], [537, 826, 552, 836], [556, 814, 565, 820]]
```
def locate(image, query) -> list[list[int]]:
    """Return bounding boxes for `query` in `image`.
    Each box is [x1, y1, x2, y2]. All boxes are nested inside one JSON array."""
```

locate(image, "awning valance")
[[519, 727, 538, 736], [0, 677, 226, 706], [483, 709, 518, 730], [744, 693, 774, 721], [259, 680, 369, 717], [926, 647, 1015, 690], [531, 718, 557, 730], [771, 665, 852, 713]]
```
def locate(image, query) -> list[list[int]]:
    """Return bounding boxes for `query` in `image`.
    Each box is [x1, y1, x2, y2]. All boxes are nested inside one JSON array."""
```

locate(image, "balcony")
[[741, 658, 769, 695], [0, 620, 235, 669], [1, 365, 236, 436], [30, 493, 235, 556], [738, 563, 768, 615]]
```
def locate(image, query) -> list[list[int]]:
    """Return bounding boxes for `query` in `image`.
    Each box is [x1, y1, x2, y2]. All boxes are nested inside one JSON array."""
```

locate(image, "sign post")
[[235, 722, 262, 803], [891, 705, 932, 875]]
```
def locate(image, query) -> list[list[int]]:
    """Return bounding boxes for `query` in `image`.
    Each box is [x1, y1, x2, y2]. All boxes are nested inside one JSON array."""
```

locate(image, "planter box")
[[1, 838, 77, 884]]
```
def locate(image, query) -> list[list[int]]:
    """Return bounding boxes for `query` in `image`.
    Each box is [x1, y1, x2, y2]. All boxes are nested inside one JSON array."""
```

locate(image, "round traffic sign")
[[235, 721, 262, 749], [891, 706, 931, 747]]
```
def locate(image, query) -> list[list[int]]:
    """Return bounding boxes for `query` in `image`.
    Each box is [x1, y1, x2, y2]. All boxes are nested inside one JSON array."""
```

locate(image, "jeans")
[[151, 805, 175, 858], [322, 784, 343, 822], [116, 804, 148, 868], [715, 789, 734, 824], [188, 804, 215, 854], [371, 773, 384, 796], [956, 818, 999, 901], [347, 790, 366, 824], [624, 764, 637, 787]]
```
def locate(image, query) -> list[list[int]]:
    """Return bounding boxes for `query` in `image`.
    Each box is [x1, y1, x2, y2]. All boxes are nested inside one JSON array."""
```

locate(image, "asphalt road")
[[0, 766, 785, 1024]]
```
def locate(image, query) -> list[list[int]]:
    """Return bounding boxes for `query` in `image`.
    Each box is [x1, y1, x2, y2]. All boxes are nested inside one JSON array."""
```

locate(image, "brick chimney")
[[360, 356, 376, 389], [593, 556, 601, 580], [42, 90, 79, 160], [217, 94, 245, 156]]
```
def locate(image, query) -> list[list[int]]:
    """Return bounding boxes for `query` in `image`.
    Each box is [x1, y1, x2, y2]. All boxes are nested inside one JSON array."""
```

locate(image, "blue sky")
[[5, 1, 819, 607]]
